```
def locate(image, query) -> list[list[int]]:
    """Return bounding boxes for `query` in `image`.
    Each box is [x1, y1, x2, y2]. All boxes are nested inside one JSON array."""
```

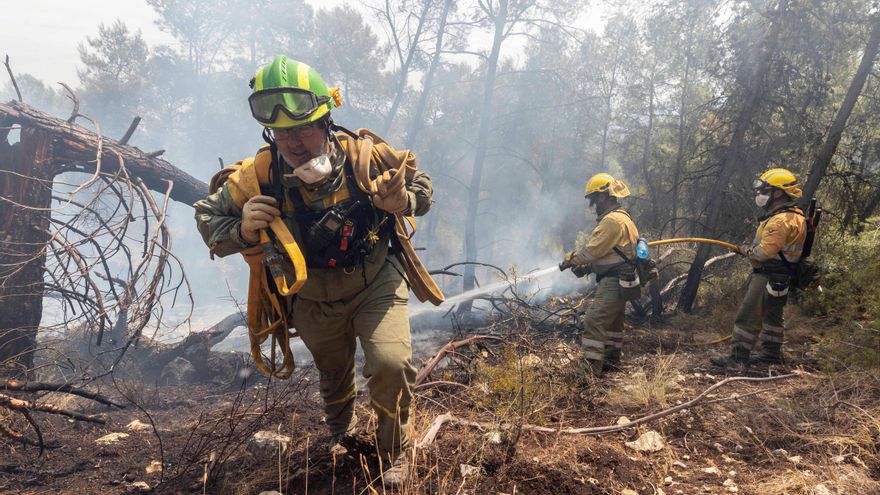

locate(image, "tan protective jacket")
[[748, 203, 807, 268], [570, 207, 639, 276]]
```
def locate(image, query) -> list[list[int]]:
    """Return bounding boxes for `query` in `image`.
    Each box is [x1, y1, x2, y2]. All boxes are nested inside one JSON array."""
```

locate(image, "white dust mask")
[[289, 154, 332, 185], [754, 193, 770, 208]]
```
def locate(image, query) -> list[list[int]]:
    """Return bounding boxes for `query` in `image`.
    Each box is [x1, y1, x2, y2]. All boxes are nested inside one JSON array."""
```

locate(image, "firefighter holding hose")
[[711, 168, 808, 368], [560, 173, 641, 376]]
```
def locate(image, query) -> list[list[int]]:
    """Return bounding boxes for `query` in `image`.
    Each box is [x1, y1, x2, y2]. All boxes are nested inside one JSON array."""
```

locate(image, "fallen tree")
[[0, 93, 208, 373]]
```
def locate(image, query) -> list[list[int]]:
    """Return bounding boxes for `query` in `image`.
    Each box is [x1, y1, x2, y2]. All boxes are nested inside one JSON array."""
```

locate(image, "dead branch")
[[661, 251, 738, 297], [0, 393, 106, 423], [118, 116, 141, 145], [57, 82, 79, 123], [2, 380, 125, 408], [0, 100, 208, 204], [416, 335, 504, 386], [3, 55, 22, 102], [416, 372, 803, 447]]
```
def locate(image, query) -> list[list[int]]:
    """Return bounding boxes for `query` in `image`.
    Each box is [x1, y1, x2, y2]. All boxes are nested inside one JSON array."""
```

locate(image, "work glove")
[[559, 251, 576, 271], [571, 265, 591, 278], [241, 195, 281, 245], [371, 168, 410, 214]]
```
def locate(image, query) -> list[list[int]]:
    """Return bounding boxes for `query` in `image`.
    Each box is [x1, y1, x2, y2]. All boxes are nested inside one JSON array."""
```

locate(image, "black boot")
[[710, 345, 750, 368], [602, 351, 621, 373], [750, 343, 784, 365]]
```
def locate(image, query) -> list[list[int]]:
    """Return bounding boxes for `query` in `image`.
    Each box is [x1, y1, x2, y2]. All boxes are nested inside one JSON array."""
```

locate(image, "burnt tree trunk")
[[0, 101, 209, 369], [800, 15, 880, 202], [0, 128, 54, 375], [677, 0, 788, 312]]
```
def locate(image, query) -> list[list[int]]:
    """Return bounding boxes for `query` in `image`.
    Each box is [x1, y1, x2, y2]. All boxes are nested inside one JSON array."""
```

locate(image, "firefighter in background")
[[711, 168, 806, 368], [561, 173, 640, 376], [194, 56, 434, 487]]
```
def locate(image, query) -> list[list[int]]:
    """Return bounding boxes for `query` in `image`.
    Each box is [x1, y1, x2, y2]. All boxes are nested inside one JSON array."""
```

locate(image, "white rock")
[[702, 466, 721, 475], [788, 455, 803, 465], [127, 420, 151, 432], [459, 464, 480, 477], [130, 481, 151, 491], [483, 430, 502, 445], [728, 470, 737, 477], [522, 354, 542, 367], [145, 460, 162, 474], [617, 416, 631, 426], [96, 432, 129, 445], [624, 430, 666, 453], [248, 430, 291, 458], [664, 476, 673, 485], [812, 484, 834, 495], [772, 448, 789, 457]]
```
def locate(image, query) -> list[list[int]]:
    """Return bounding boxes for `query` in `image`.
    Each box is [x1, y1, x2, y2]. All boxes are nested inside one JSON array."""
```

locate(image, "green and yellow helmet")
[[248, 55, 343, 129]]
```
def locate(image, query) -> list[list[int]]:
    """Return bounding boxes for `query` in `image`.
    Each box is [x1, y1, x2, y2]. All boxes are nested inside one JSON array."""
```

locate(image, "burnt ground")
[[2, 305, 880, 495]]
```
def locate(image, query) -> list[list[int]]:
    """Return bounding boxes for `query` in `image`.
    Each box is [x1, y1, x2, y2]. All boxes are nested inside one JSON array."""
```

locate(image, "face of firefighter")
[[755, 188, 786, 209], [587, 192, 613, 216], [274, 122, 331, 169]]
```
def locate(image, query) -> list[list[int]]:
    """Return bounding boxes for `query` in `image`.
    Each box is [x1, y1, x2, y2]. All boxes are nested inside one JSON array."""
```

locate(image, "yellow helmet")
[[754, 168, 802, 199], [584, 172, 630, 199]]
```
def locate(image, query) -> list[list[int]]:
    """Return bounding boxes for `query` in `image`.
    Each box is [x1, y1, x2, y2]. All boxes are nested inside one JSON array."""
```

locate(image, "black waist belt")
[[596, 269, 620, 283], [752, 267, 791, 277]]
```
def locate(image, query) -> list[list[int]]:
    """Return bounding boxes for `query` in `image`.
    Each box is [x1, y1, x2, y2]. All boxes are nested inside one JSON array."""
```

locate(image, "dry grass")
[[609, 353, 684, 408], [750, 463, 880, 495]]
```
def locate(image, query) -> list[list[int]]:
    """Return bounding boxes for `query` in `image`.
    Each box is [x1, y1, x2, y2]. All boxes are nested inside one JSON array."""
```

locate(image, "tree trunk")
[[800, 16, 880, 202], [382, 0, 433, 135], [405, 0, 453, 149], [459, 0, 508, 314], [678, 0, 788, 312], [670, 5, 694, 237], [639, 64, 658, 228], [0, 128, 54, 375]]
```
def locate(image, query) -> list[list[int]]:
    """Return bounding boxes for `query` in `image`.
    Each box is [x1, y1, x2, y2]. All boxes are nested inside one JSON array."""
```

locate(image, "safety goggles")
[[248, 87, 330, 124]]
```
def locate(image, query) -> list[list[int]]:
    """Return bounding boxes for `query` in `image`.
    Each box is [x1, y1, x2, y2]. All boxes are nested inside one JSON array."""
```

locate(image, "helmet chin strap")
[[326, 115, 359, 140]]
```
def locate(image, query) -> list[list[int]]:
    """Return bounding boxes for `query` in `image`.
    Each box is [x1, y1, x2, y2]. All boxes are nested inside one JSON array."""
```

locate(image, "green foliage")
[[469, 348, 550, 423], [801, 223, 880, 371]]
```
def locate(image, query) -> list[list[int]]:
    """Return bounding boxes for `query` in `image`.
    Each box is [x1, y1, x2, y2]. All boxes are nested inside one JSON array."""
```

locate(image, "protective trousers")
[[292, 259, 416, 462], [580, 276, 626, 373], [730, 273, 787, 356]]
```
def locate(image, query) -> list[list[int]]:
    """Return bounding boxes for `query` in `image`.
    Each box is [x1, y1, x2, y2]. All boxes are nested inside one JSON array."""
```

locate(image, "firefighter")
[[194, 55, 434, 486], [562, 173, 640, 376], [711, 168, 806, 368]]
